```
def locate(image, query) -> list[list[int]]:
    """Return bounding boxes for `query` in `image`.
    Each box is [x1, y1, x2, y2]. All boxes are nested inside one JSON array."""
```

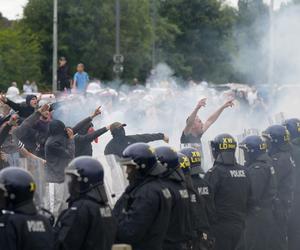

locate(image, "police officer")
[[155, 146, 191, 250], [239, 135, 277, 250], [180, 147, 215, 226], [54, 156, 117, 250], [178, 150, 213, 250], [282, 119, 300, 250], [262, 125, 294, 250], [113, 143, 172, 250], [0, 167, 54, 250], [204, 134, 251, 250]]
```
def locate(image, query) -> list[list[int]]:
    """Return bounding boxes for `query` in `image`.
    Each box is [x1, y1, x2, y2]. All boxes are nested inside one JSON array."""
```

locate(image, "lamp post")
[[52, 0, 58, 92]]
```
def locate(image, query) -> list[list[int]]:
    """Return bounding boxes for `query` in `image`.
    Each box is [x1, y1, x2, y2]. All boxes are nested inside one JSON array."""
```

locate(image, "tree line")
[[0, 0, 298, 90]]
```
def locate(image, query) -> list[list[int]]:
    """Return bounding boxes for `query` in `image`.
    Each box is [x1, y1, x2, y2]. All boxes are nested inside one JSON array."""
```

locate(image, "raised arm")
[[183, 98, 207, 135], [202, 99, 234, 133], [72, 106, 102, 134]]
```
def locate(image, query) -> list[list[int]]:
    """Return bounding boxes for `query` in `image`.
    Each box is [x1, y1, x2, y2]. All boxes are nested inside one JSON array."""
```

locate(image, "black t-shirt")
[[180, 131, 202, 144]]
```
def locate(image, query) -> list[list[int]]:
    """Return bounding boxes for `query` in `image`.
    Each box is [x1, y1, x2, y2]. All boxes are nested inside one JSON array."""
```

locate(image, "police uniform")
[[0, 203, 54, 250], [205, 134, 251, 250], [54, 197, 116, 250], [114, 177, 172, 250], [54, 156, 117, 250], [243, 154, 277, 250]]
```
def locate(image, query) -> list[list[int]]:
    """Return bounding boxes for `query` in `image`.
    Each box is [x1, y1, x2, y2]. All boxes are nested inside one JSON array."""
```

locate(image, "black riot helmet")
[[239, 135, 267, 166], [210, 133, 237, 164], [155, 146, 179, 170], [0, 167, 36, 209], [179, 147, 203, 175], [177, 152, 191, 175], [122, 143, 160, 177], [262, 125, 290, 155], [65, 156, 104, 195], [283, 118, 300, 140]]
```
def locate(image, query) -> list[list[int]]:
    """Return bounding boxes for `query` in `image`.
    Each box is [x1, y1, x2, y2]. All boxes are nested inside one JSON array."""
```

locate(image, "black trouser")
[[288, 197, 300, 250], [212, 222, 244, 250], [243, 207, 275, 250]]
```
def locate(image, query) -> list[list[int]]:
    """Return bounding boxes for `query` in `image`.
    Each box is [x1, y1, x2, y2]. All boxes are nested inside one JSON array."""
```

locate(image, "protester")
[[44, 119, 75, 216], [104, 122, 169, 158], [180, 98, 234, 145], [0, 167, 54, 250], [57, 57, 71, 92], [0, 93, 38, 119], [73, 106, 110, 157], [54, 157, 117, 250], [73, 63, 89, 93], [31, 81, 38, 93], [23, 80, 33, 93], [6, 82, 20, 97]]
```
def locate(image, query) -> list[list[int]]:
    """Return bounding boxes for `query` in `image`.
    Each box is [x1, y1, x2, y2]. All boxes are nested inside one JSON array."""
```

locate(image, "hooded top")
[[45, 120, 74, 183], [6, 95, 37, 119]]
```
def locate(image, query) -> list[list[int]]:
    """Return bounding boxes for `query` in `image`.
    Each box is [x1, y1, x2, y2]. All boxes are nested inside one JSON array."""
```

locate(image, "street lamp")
[[113, 0, 124, 80], [52, 0, 58, 92]]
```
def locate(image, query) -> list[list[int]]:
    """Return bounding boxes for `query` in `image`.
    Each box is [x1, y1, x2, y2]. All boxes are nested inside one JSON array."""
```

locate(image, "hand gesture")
[[222, 99, 234, 109], [0, 94, 7, 103], [91, 106, 102, 118], [66, 128, 74, 139], [163, 135, 170, 143], [196, 98, 207, 109], [38, 104, 50, 114], [8, 113, 19, 126]]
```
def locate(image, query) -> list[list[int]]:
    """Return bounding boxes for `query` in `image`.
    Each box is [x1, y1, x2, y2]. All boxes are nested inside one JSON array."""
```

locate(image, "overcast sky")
[[0, 0, 290, 20]]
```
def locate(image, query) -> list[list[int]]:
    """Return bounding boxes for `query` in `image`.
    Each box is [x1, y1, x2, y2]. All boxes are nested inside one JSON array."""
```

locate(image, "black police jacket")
[[204, 156, 251, 226], [161, 170, 192, 250], [246, 154, 277, 209], [290, 139, 300, 195], [270, 148, 295, 209], [0, 202, 54, 250], [104, 133, 164, 157], [54, 196, 117, 250], [191, 174, 216, 226], [185, 175, 211, 236], [113, 176, 172, 250]]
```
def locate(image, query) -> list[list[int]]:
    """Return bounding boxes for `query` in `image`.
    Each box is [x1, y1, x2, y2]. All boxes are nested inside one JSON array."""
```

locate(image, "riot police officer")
[[239, 135, 277, 250], [204, 134, 251, 250], [178, 150, 213, 250], [155, 146, 191, 250], [180, 147, 215, 225], [282, 119, 300, 250], [0, 167, 54, 250], [54, 156, 117, 250], [262, 125, 295, 250], [113, 143, 172, 250]]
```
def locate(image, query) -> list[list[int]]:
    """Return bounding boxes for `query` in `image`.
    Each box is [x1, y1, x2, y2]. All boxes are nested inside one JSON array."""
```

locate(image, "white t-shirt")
[[6, 86, 20, 96]]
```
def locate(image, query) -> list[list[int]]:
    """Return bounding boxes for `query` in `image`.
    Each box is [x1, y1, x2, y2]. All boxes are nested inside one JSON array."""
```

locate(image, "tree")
[[159, 0, 238, 83], [0, 23, 42, 91], [22, 0, 178, 84]]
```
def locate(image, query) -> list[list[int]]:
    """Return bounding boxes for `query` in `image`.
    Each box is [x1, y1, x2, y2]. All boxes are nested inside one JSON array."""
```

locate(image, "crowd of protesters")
[[0, 70, 299, 250]]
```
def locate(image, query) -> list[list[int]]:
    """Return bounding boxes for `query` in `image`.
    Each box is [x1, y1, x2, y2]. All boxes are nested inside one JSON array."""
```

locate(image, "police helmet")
[[283, 118, 300, 140], [262, 125, 290, 146], [122, 143, 157, 175], [177, 152, 191, 174], [65, 156, 104, 194], [210, 133, 237, 160], [239, 135, 267, 166], [179, 147, 203, 175], [0, 167, 36, 207], [155, 146, 179, 169]]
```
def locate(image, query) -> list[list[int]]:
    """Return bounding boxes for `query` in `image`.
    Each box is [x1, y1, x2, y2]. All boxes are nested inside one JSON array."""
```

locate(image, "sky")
[[0, 0, 291, 20]]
